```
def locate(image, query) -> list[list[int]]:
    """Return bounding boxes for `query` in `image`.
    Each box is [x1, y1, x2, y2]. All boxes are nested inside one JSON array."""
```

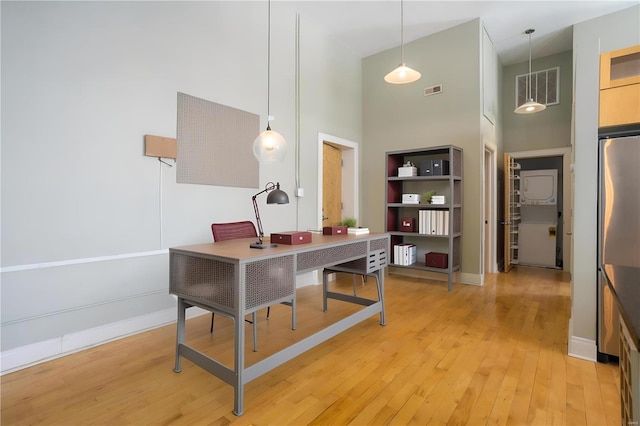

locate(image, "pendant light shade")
[[253, 125, 287, 163], [514, 28, 546, 114], [385, 64, 422, 84], [384, 0, 421, 84], [254, 0, 287, 162]]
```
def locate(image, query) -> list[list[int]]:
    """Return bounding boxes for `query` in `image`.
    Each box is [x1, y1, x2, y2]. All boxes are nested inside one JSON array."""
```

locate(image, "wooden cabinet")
[[620, 315, 639, 425], [385, 145, 462, 291], [599, 45, 640, 127]]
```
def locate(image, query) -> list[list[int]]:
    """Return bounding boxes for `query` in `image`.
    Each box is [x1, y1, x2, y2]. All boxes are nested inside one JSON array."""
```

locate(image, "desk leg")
[[322, 269, 329, 312], [174, 298, 186, 373], [233, 310, 245, 415], [292, 297, 297, 330], [375, 270, 386, 326]]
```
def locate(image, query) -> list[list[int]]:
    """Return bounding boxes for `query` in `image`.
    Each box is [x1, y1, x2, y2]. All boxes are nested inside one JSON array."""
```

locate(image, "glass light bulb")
[[253, 129, 287, 163]]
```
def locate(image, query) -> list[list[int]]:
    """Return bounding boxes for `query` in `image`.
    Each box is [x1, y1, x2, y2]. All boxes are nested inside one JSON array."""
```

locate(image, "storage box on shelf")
[[385, 145, 463, 291]]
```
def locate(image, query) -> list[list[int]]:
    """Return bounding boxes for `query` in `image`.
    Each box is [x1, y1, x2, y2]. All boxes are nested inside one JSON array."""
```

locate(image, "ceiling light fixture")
[[253, 0, 287, 163], [384, 0, 421, 84], [514, 28, 546, 114]]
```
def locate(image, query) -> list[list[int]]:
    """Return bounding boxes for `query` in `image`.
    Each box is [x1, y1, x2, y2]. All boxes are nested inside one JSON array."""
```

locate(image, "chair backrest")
[[211, 221, 258, 242]]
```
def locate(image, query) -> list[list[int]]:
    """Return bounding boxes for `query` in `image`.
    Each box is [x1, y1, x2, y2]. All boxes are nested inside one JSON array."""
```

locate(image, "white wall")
[[570, 5, 640, 359], [0, 1, 362, 370]]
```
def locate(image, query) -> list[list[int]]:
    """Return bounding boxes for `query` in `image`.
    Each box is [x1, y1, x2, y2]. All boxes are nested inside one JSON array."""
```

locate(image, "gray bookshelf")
[[385, 145, 463, 291]]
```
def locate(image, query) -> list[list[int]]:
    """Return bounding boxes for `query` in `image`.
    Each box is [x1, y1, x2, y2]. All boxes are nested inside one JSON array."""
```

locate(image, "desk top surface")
[[170, 233, 388, 262]]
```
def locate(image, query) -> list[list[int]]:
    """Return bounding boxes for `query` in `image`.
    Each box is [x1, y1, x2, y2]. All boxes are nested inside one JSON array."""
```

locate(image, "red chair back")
[[211, 221, 257, 242]]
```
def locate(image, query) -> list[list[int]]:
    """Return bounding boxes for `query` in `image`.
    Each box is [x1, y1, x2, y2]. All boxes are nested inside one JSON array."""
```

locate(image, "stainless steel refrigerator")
[[597, 124, 640, 361]]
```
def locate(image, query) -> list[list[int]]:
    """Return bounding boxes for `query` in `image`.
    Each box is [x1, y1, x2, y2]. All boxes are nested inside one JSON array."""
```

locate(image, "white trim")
[[568, 336, 596, 362], [0, 249, 168, 273], [388, 269, 483, 287], [567, 318, 597, 362], [0, 305, 209, 374], [459, 272, 483, 286], [483, 140, 498, 275]]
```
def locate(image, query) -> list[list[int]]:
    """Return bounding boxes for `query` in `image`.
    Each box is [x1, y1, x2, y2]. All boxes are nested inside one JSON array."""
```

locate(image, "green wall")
[[502, 50, 574, 152], [362, 19, 484, 280]]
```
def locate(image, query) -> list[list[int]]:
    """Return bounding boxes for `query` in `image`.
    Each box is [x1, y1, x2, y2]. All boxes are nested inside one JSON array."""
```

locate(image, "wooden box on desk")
[[425, 252, 448, 268], [323, 226, 348, 235], [271, 231, 312, 245]]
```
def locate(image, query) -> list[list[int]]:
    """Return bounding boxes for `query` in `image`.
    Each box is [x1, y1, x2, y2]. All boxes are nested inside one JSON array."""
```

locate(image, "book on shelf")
[[417, 210, 449, 236], [393, 243, 417, 266], [347, 227, 369, 235]]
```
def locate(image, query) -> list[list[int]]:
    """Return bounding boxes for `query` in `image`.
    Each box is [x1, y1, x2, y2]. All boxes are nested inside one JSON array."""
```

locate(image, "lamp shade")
[[384, 63, 421, 84], [253, 126, 287, 163], [266, 183, 289, 204], [514, 99, 547, 114]]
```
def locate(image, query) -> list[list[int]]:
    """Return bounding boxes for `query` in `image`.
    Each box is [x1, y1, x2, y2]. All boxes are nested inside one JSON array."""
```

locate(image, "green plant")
[[340, 217, 357, 227], [423, 190, 436, 204]]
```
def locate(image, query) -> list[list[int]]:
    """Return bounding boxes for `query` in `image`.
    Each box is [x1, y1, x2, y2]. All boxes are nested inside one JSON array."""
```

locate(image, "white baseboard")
[[459, 272, 483, 286], [388, 267, 482, 287], [0, 305, 209, 375], [296, 270, 319, 287], [567, 319, 597, 362], [1, 271, 322, 375]]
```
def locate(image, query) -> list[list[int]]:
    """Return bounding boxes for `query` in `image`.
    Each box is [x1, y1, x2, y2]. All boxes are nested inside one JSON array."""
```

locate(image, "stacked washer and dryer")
[[518, 169, 558, 268]]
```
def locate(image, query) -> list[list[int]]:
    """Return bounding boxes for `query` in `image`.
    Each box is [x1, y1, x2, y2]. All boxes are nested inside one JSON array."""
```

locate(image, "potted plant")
[[422, 190, 436, 204], [340, 217, 357, 228]]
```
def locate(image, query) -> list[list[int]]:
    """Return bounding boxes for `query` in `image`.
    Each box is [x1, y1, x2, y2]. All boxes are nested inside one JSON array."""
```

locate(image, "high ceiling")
[[279, 0, 638, 65]]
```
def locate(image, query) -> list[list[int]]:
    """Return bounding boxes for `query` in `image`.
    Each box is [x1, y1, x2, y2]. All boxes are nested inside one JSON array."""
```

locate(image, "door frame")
[[507, 147, 572, 273], [317, 132, 359, 230], [483, 139, 498, 274]]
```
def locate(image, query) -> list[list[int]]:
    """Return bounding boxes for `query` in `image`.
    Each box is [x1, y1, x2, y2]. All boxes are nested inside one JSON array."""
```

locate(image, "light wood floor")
[[1, 267, 620, 425]]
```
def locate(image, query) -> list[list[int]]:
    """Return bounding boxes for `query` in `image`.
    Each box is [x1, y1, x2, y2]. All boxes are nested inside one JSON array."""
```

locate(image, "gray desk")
[[169, 233, 389, 415]]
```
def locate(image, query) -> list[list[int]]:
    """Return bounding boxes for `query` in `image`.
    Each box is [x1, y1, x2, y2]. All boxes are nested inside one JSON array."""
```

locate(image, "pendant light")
[[514, 28, 546, 114], [384, 0, 421, 84], [253, 0, 287, 163]]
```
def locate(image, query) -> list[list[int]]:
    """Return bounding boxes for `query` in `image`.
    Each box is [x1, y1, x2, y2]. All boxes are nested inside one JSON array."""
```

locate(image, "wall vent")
[[515, 67, 560, 109], [424, 84, 443, 96]]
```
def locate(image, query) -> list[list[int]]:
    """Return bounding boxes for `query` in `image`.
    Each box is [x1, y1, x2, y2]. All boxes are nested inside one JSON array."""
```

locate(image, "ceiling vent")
[[424, 84, 443, 96]]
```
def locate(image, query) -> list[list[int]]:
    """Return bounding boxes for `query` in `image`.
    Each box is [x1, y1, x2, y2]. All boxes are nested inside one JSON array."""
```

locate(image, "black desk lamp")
[[250, 182, 289, 249]]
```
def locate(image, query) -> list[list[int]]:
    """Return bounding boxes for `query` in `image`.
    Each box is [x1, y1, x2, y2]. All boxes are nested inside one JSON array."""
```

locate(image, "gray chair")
[[210, 221, 295, 351]]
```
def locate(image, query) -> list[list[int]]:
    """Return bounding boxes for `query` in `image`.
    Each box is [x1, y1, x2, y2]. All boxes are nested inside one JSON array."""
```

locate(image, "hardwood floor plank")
[[1, 267, 620, 426]]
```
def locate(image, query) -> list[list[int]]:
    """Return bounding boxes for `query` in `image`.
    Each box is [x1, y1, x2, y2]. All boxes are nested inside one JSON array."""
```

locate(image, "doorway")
[[502, 147, 572, 273], [317, 133, 359, 230]]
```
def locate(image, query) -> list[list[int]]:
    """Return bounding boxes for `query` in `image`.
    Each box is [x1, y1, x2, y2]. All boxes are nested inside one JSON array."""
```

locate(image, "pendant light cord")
[[526, 28, 534, 101], [527, 31, 531, 100], [400, 0, 405, 63], [267, 0, 272, 128]]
